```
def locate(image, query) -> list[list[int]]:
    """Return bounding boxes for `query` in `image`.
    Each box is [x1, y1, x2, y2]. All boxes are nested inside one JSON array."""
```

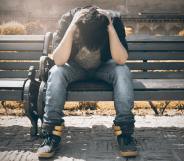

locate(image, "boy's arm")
[[108, 17, 128, 64], [52, 9, 87, 65], [98, 9, 128, 64], [52, 24, 76, 65]]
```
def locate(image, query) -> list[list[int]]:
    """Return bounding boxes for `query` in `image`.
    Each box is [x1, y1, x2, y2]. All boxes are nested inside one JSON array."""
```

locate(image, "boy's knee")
[[48, 65, 69, 79], [114, 65, 131, 76], [111, 65, 132, 82]]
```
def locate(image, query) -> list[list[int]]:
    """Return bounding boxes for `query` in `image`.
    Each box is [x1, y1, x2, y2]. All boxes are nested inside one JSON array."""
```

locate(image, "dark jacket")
[[53, 7, 128, 62]]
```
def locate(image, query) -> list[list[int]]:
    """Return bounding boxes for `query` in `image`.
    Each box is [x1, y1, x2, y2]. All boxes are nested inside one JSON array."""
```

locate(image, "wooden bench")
[[38, 34, 184, 99], [2, 33, 184, 136], [36, 35, 184, 135], [0, 32, 52, 135]]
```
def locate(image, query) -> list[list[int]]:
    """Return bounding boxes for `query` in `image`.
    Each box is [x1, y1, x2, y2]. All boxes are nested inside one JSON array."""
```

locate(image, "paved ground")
[[0, 115, 184, 161]]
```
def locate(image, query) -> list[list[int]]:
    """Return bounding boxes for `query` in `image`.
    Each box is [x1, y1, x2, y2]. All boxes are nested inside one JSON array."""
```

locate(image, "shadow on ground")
[[0, 125, 184, 161]]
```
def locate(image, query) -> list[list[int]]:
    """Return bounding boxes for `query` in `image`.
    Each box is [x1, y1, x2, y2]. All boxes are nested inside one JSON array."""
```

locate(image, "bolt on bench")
[[0, 32, 52, 135]]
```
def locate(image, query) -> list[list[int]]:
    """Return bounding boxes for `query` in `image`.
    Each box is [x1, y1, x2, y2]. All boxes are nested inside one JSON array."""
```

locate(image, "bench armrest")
[[39, 56, 54, 82]]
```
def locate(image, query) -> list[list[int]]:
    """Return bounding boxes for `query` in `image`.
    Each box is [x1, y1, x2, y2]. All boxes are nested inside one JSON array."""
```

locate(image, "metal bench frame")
[[0, 32, 52, 135]]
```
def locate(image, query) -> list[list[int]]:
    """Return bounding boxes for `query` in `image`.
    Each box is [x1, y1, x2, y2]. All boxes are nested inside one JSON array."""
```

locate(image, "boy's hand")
[[97, 9, 112, 25], [71, 9, 88, 26]]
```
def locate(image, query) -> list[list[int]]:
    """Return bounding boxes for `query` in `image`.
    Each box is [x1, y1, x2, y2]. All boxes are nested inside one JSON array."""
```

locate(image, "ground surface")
[[0, 115, 184, 161]]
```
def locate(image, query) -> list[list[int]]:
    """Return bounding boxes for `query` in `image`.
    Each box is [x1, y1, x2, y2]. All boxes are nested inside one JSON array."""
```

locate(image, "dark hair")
[[76, 7, 109, 51]]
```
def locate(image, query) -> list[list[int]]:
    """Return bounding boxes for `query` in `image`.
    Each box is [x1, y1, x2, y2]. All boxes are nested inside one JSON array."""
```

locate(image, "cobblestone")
[[0, 115, 184, 161]]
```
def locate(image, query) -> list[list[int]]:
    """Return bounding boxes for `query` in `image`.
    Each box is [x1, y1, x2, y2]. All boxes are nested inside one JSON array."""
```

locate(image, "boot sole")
[[37, 151, 55, 158], [120, 151, 138, 157]]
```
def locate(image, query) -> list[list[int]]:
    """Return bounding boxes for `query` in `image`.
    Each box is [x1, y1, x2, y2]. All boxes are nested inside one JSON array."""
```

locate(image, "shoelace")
[[41, 136, 53, 147]]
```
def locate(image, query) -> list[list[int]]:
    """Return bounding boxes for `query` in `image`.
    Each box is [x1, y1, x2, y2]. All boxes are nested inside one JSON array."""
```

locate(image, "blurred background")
[[0, 0, 184, 35]]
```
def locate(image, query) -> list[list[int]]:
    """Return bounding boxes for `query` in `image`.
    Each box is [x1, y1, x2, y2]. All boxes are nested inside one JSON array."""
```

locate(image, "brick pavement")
[[0, 116, 184, 161]]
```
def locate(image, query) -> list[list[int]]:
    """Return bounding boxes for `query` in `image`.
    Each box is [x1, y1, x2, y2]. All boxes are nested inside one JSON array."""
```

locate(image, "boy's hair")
[[76, 6, 109, 51]]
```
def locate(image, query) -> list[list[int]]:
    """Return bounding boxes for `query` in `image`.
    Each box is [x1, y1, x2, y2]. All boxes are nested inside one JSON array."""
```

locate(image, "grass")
[[0, 101, 184, 116]]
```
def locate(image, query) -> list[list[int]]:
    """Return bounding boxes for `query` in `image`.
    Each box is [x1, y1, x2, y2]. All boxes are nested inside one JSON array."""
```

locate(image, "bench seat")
[[66, 79, 184, 101], [0, 79, 25, 100]]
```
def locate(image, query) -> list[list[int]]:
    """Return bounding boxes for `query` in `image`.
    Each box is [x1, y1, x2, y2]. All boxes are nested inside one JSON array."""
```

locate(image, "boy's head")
[[75, 6, 109, 51]]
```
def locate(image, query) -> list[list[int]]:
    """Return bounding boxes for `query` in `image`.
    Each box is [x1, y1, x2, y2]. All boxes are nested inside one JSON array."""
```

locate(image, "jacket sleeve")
[[100, 15, 128, 62], [113, 16, 128, 51]]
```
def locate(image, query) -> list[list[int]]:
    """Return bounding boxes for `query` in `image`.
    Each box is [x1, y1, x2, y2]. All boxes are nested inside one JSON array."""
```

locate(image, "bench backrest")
[[0, 32, 52, 78], [52, 33, 184, 79], [127, 35, 184, 79]]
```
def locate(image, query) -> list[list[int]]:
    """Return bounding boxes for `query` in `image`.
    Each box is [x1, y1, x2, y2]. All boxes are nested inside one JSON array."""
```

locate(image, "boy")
[[37, 5, 137, 158]]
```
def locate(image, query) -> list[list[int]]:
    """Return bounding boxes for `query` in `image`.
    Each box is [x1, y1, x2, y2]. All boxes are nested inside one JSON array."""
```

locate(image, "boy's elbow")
[[53, 58, 65, 66], [116, 59, 126, 65], [117, 55, 128, 65], [52, 55, 63, 66]]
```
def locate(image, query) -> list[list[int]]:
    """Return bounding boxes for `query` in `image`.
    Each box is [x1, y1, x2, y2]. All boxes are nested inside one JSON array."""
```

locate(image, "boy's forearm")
[[108, 24, 128, 64], [52, 24, 76, 65]]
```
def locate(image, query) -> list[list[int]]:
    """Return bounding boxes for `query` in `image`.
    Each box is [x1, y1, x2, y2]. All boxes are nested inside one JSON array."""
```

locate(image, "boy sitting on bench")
[[37, 5, 138, 158]]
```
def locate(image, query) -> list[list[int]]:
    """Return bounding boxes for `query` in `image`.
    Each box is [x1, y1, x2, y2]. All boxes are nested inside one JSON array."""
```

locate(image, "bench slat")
[[132, 72, 184, 79], [127, 35, 184, 42], [133, 79, 184, 89], [0, 62, 39, 70], [1, 71, 183, 79], [0, 80, 25, 89], [0, 71, 30, 78], [0, 52, 43, 60], [134, 91, 184, 100], [127, 62, 184, 70], [0, 35, 44, 42], [128, 51, 184, 60], [67, 90, 184, 101], [1, 62, 183, 70], [68, 79, 184, 91], [128, 43, 184, 51], [0, 43, 43, 51], [0, 90, 23, 100]]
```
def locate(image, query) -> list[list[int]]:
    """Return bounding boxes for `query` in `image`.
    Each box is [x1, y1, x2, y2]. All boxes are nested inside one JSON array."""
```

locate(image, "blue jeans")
[[43, 59, 135, 125]]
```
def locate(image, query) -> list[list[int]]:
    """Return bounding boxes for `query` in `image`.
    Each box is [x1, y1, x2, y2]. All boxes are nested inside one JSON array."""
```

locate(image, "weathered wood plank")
[[0, 35, 44, 42], [0, 90, 23, 100], [0, 52, 43, 60], [0, 71, 39, 78], [134, 91, 184, 100], [127, 62, 184, 70], [133, 79, 184, 89], [68, 79, 184, 91], [0, 80, 25, 89], [66, 90, 184, 101], [0, 43, 43, 51], [1, 62, 183, 71], [1, 70, 183, 79], [132, 72, 184, 79], [128, 43, 184, 51], [127, 35, 184, 42], [128, 51, 184, 60], [0, 62, 39, 70]]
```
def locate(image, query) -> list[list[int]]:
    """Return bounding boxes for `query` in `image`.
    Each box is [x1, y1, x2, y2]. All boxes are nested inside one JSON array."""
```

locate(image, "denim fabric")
[[43, 59, 135, 125]]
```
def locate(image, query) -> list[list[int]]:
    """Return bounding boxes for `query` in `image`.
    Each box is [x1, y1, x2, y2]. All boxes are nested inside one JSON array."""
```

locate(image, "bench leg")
[[24, 79, 40, 136], [37, 81, 46, 122]]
